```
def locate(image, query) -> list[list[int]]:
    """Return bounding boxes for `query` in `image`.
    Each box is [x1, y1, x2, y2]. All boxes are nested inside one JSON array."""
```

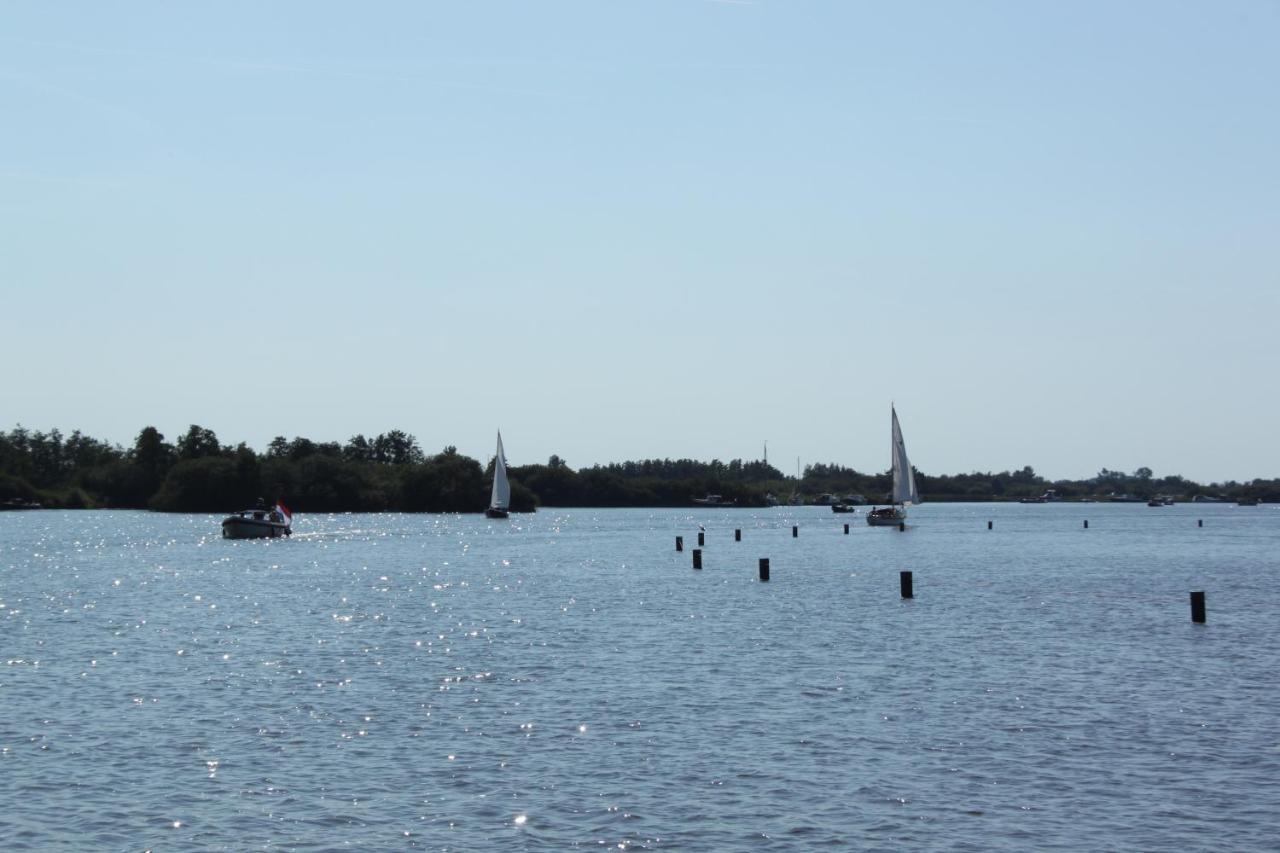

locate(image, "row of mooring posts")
[[679, 527, 1211, 621], [980, 519, 1207, 529], [683, 517, 1210, 550]]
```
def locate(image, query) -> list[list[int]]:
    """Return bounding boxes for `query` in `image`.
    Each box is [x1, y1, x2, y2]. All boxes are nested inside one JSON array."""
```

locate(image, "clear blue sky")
[[3, 1, 1276, 484]]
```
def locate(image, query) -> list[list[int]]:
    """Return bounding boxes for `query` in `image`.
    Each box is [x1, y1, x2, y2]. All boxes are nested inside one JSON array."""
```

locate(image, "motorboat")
[[222, 503, 291, 539], [832, 494, 864, 513], [1147, 496, 1175, 507], [1020, 489, 1059, 504]]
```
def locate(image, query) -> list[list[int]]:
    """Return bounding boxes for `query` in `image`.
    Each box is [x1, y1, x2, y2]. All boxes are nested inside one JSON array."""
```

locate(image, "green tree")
[[343, 434, 373, 462], [177, 425, 223, 460], [373, 430, 424, 465]]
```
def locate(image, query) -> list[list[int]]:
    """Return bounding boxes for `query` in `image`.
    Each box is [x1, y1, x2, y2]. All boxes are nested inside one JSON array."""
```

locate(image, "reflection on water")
[[2, 505, 1278, 850]]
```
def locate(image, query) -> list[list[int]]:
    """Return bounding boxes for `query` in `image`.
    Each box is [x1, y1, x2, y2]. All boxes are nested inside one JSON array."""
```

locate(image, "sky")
[[2, 1, 1277, 484]]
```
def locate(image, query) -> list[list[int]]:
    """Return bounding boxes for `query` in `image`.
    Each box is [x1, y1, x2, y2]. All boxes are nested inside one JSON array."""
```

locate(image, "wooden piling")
[[843, 523, 849, 534], [692, 549, 702, 570], [1198, 519, 1203, 528], [988, 520, 993, 530], [735, 528, 741, 541], [1190, 590, 1206, 623], [898, 521, 905, 532], [676, 536, 683, 552], [758, 558, 770, 582], [900, 570, 913, 599], [698, 531, 705, 547], [792, 525, 798, 538], [1084, 519, 1089, 529]]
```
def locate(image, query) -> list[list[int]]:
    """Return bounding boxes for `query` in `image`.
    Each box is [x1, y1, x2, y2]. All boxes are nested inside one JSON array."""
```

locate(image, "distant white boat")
[[867, 405, 919, 527], [486, 431, 511, 519]]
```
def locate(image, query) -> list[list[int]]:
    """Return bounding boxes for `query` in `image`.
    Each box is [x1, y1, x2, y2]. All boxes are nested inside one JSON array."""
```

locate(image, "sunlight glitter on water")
[[3, 506, 1280, 851]]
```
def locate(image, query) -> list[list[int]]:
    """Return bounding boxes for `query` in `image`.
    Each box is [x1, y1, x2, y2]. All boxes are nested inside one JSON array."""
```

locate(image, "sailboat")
[[789, 457, 803, 505], [867, 405, 920, 526], [485, 431, 511, 519]]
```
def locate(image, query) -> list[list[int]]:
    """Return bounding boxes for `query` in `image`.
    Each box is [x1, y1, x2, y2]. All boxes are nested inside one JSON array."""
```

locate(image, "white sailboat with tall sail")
[[486, 431, 511, 519], [867, 405, 920, 526]]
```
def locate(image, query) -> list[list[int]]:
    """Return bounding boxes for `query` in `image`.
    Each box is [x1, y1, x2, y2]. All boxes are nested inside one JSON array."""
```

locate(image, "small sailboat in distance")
[[867, 405, 920, 526], [486, 431, 511, 519]]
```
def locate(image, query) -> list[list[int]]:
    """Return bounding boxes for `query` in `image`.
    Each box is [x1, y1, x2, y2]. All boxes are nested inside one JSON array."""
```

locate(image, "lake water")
[[3, 503, 1278, 851]]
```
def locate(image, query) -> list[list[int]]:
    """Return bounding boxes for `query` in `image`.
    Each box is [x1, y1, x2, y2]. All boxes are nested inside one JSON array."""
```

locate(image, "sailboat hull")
[[485, 507, 509, 519], [866, 508, 906, 526]]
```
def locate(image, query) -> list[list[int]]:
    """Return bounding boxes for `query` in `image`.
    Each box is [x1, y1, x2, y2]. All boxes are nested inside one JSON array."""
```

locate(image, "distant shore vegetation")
[[2, 424, 1276, 513]]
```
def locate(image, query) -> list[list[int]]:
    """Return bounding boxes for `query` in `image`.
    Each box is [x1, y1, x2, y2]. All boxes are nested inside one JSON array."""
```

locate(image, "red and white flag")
[[275, 502, 292, 527]]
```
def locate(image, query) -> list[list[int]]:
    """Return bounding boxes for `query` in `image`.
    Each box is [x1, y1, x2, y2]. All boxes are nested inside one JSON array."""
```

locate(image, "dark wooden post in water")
[[1083, 519, 1089, 529], [1190, 591, 1206, 623], [758, 558, 770, 582], [898, 521, 905, 532], [988, 520, 993, 530], [692, 549, 702, 570], [735, 528, 741, 542], [676, 536, 683, 552], [1198, 519, 1203, 528], [698, 531, 705, 547], [792, 525, 798, 538], [843, 523, 850, 534], [900, 570, 913, 599]]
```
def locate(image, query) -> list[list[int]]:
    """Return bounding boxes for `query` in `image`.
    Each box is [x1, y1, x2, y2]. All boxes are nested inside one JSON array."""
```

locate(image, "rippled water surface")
[[3, 504, 1279, 850]]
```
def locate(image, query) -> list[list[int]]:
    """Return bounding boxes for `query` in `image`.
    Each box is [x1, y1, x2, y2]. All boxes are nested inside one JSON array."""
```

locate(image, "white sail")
[[890, 406, 920, 506], [490, 431, 511, 510]]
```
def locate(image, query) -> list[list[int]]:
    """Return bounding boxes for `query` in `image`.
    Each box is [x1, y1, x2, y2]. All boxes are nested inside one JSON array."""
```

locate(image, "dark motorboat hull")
[[485, 507, 510, 519], [221, 517, 290, 539], [831, 504, 857, 514]]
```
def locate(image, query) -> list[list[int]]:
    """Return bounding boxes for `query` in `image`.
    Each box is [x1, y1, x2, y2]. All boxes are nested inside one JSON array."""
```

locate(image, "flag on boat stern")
[[275, 502, 292, 526]]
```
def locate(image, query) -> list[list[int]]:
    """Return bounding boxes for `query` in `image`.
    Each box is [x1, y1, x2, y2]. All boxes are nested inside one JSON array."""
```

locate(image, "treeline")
[[803, 462, 1279, 503], [2, 424, 1278, 512], [0, 425, 535, 513]]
